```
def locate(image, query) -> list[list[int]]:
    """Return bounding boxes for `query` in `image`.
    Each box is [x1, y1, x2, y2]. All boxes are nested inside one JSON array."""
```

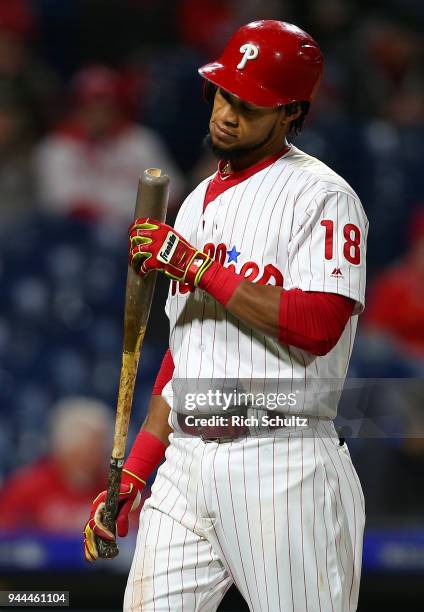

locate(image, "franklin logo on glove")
[[158, 232, 178, 264], [128, 217, 245, 305]]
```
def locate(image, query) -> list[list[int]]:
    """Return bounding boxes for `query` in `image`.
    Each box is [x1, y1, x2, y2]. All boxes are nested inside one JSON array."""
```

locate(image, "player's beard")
[[203, 123, 280, 161]]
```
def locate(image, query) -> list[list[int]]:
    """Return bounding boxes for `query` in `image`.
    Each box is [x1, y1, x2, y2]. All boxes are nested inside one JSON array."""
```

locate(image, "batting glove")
[[128, 218, 214, 286], [83, 469, 145, 562]]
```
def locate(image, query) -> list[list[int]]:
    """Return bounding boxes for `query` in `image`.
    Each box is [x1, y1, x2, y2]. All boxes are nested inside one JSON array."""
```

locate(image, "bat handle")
[[96, 457, 123, 559]]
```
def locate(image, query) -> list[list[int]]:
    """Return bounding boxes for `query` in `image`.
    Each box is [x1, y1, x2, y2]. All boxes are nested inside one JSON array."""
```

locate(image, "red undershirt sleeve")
[[152, 348, 175, 395], [279, 289, 355, 356], [122, 349, 174, 488]]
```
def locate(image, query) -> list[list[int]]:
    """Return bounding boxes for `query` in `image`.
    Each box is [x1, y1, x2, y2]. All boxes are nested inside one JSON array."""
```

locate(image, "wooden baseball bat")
[[97, 168, 170, 559]]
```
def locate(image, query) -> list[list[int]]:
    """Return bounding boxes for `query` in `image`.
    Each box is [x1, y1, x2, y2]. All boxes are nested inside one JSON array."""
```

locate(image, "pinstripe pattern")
[[124, 423, 365, 611], [124, 145, 367, 610], [166, 145, 368, 419]]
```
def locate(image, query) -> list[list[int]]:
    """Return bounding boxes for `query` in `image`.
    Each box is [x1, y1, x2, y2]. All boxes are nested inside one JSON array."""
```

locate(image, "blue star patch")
[[227, 245, 241, 263]]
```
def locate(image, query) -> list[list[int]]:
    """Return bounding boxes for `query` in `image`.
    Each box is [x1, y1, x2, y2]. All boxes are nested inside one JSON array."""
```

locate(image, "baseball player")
[[84, 20, 368, 612]]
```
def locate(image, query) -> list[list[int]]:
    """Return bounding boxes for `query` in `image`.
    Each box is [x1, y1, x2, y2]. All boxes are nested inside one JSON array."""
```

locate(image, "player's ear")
[[276, 106, 287, 128], [282, 102, 303, 124]]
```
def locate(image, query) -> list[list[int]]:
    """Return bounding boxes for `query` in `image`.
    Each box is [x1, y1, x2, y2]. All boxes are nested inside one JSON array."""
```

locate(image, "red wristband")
[[198, 260, 244, 306], [123, 430, 167, 486]]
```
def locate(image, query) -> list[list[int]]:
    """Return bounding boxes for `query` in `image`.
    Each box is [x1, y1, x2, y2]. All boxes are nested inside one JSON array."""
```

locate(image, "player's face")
[[208, 88, 284, 156]]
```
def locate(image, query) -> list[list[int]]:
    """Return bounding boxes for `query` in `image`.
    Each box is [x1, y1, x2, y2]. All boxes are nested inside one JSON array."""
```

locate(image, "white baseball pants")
[[124, 420, 365, 611]]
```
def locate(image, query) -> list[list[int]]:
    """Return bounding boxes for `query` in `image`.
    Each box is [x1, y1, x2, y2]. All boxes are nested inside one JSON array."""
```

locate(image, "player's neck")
[[226, 137, 290, 173]]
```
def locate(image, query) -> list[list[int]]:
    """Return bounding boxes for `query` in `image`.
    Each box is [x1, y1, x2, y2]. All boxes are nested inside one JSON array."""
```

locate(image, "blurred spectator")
[[234, 0, 289, 24], [362, 208, 424, 359], [0, 80, 34, 224], [384, 82, 424, 127], [34, 65, 185, 222], [0, 396, 113, 533], [177, 0, 289, 57], [177, 0, 236, 57], [307, 0, 356, 39], [353, 17, 423, 117], [0, 0, 59, 134], [0, 0, 34, 74]]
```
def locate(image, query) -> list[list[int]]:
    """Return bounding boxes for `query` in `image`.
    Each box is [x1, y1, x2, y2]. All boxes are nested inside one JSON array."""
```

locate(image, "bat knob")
[[97, 538, 119, 559]]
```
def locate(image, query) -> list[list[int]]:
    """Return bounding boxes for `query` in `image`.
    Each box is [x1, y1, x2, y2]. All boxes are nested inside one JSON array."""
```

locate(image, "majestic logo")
[[158, 232, 178, 264], [237, 43, 259, 70], [331, 267, 343, 278]]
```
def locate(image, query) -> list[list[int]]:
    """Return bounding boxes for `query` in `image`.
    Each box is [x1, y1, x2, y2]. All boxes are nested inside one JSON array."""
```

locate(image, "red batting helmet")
[[198, 20, 323, 107]]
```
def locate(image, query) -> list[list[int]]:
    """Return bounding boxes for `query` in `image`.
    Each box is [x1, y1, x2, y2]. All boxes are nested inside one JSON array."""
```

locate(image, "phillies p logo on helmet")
[[198, 20, 324, 106], [237, 43, 259, 70]]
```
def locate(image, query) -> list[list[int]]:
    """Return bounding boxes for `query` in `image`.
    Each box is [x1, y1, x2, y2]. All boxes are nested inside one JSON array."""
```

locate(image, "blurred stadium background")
[[0, 0, 423, 610]]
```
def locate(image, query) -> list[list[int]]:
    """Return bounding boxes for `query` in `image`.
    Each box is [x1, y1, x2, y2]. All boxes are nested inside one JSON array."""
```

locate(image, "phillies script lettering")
[[171, 242, 284, 295]]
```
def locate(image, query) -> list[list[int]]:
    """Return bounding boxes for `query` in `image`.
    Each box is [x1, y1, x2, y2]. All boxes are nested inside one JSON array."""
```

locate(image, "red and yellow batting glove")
[[83, 430, 167, 562], [83, 469, 145, 562], [128, 218, 214, 286]]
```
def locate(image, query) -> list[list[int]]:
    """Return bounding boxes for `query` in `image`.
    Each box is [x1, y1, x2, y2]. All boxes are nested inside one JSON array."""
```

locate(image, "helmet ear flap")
[[203, 81, 217, 104]]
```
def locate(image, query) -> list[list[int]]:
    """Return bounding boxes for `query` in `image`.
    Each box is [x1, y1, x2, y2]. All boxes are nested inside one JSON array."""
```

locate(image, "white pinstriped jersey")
[[164, 145, 368, 418]]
